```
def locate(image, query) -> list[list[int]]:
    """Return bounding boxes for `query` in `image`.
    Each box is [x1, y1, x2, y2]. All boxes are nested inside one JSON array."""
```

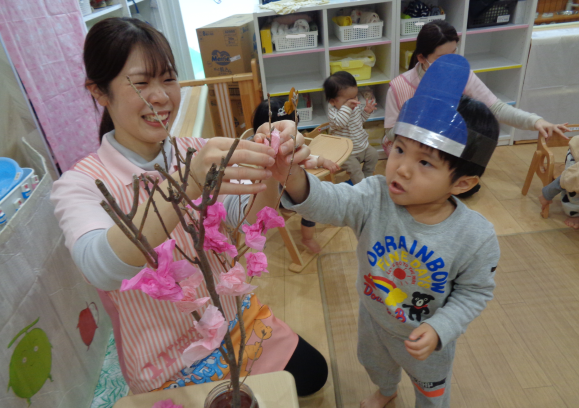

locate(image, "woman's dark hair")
[[252, 97, 295, 131], [84, 17, 177, 142], [439, 95, 499, 184], [323, 71, 358, 101], [409, 20, 460, 70]]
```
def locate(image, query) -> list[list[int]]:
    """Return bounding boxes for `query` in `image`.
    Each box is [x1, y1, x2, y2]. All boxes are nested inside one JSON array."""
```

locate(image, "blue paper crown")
[[394, 54, 496, 167]]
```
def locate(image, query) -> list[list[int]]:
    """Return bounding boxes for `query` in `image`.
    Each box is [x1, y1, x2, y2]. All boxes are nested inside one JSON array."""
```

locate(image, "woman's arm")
[[107, 138, 276, 266]]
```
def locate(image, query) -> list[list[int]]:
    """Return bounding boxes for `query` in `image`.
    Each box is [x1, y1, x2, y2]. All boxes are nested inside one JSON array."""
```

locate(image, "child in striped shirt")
[[324, 71, 378, 184]]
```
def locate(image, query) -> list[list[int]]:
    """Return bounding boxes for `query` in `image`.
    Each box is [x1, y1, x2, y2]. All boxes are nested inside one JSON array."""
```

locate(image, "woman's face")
[[420, 41, 458, 71], [98, 46, 181, 158]]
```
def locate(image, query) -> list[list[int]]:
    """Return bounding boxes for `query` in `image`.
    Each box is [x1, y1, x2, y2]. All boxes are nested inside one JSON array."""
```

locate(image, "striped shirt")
[[328, 103, 371, 154]]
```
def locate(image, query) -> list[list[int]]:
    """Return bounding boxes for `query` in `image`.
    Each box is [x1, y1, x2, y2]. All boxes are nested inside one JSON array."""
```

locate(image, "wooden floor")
[[253, 144, 579, 408]]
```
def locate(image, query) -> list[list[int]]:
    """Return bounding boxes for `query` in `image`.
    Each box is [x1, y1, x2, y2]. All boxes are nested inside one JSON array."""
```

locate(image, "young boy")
[[539, 136, 579, 229], [266, 55, 501, 407], [324, 71, 378, 184]]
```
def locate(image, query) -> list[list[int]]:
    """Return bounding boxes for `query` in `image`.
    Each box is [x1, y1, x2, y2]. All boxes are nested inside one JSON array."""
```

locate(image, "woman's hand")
[[189, 137, 276, 196], [535, 119, 570, 139], [254, 120, 311, 184]]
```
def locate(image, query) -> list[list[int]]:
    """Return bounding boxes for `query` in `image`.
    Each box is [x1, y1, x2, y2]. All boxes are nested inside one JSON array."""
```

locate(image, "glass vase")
[[204, 381, 258, 408]]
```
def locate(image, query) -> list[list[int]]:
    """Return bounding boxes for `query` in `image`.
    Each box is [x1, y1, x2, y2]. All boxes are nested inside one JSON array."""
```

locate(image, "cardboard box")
[[208, 97, 248, 138], [197, 14, 257, 78]]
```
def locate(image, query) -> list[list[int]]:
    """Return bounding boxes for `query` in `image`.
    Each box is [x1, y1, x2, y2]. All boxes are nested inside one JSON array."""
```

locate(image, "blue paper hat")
[[394, 54, 496, 167]]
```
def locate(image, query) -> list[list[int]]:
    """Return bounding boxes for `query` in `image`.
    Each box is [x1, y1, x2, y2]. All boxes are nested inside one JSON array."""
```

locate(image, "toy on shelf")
[[260, 13, 319, 53], [331, 8, 384, 43], [400, 1, 446, 36]]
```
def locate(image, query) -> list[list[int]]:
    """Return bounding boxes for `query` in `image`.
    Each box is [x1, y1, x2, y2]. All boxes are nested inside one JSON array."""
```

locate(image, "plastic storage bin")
[[296, 93, 313, 122], [271, 31, 318, 52], [467, 0, 517, 28], [329, 48, 376, 80], [0, 168, 37, 230], [400, 14, 446, 36], [332, 20, 384, 43], [297, 106, 313, 122]]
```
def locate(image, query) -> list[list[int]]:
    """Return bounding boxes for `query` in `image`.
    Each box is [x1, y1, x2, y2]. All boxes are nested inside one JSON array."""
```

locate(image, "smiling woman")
[[50, 17, 327, 398]]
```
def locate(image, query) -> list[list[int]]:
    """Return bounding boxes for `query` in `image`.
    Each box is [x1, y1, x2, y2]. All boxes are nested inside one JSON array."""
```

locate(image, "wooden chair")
[[179, 58, 261, 139], [281, 132, 354, 273], [522, 124, 579, 218]]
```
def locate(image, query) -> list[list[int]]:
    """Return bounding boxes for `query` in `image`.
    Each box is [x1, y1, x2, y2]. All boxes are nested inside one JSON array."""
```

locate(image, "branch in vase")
[[100, 201, 157, 267], [96, 179, 158, 266]]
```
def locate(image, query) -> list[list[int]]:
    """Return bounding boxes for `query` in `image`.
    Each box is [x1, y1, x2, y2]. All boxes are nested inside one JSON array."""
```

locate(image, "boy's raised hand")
[[254, 120, 312, 183], [404, 323, 439, 360]]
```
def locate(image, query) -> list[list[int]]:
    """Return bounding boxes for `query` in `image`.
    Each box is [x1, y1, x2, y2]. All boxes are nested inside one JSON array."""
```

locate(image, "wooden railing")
[[179, 59, 262, 138]]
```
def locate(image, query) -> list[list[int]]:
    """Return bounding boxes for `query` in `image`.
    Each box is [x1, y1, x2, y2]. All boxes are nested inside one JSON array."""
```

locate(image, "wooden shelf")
[[328, 36, 392, 50], [466, 23, 529, 35], [535, 13, 579, 25], [83, 4, 123, 22], [262, 44, 325, 59], [466, 52, 522, 73]]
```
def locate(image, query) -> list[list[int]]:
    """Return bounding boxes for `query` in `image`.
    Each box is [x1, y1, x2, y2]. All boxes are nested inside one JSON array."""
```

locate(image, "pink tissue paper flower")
[[242, 223, 267, 251], [152, 399, 183, 408], [256, 207, 285, 233], [268, 127, 281, 154], [245, 252, 269, 277], [182, 305, 228, 364], [191, 198, 227, 228], [120, 240, 198, 301], [175, 273, 210, 314], [204, 225, 238, 258], [215, 263, 257, 296]]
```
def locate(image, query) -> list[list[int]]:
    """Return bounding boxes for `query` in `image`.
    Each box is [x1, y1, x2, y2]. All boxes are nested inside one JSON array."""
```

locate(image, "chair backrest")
[[535, 125, 577, 185], [306, 135, 353, 179], [240, 128, 254, 140], [303, 123, 330, 145]]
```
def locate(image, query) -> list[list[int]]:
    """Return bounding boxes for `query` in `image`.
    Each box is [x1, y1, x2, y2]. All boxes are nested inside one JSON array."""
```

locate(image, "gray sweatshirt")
[[282, 172, 500, 349]]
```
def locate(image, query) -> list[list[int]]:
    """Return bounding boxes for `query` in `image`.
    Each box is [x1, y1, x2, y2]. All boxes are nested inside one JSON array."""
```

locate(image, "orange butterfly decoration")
[[283, 87, 299, 116]]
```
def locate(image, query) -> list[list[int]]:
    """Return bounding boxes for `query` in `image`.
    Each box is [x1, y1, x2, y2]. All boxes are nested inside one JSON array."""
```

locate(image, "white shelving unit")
[[82, 0, 130, 26], [253, 0, 538, 147], [81, 0, 194, 81]]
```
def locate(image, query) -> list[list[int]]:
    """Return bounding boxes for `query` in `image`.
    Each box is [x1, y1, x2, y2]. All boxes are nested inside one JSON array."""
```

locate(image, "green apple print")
[[7, 318, 53, 405]]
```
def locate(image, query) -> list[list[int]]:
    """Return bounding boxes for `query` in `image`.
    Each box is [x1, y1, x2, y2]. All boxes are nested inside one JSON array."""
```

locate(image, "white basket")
[[400, 14, 446, 36], [332, 20, 384, 43], [297, 106, 313, 122], [79, 0, 92, 16], [272, 31, 318, 52]]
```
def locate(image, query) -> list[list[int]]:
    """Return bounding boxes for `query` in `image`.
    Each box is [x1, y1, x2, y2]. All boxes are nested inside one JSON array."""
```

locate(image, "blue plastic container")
[[0, 158, 24, 201]]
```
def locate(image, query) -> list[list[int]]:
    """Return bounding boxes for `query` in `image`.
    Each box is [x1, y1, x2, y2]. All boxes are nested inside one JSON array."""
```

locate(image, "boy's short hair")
[[323, 71, 357, 101], [252, 97, 295, 131], [430, 95, 499, 183]]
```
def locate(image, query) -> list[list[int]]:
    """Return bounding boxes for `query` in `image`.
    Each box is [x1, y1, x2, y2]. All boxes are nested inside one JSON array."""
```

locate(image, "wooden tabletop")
[[113, 371, 299, 408]]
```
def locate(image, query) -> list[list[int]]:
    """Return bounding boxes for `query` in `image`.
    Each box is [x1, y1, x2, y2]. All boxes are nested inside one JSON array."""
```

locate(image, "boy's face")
[[329, 86, 358, 109], [385, 136, 477, 208]]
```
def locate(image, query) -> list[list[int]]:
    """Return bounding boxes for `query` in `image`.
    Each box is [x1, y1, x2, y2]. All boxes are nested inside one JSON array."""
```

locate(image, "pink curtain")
[[0, 0, 99, 172]]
